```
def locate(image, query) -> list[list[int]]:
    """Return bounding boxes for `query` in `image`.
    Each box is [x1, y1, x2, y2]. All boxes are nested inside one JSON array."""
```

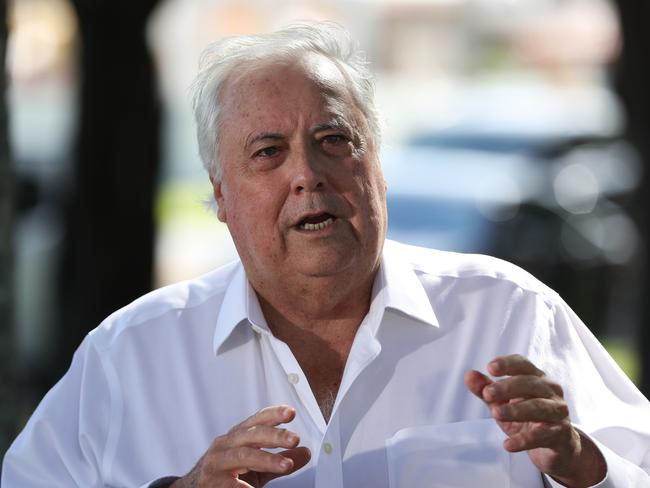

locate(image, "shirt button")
[[323, 442, 333, 454], [287, 373, 299, 384]]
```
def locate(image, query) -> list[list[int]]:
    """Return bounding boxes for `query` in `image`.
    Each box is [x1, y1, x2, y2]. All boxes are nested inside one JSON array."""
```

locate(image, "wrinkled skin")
[[465, 354, 607, 487], [170, 406, 310, 488]]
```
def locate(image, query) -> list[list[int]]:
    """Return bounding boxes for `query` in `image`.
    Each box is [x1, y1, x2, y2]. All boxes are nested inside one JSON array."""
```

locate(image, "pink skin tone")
[[212, 54, 386, 312], [465, 354, 607, 487], [171, 406, 310, 488]]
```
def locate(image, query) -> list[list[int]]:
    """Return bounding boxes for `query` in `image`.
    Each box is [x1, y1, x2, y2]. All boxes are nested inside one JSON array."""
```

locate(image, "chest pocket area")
[[386, 419, 540, 488]]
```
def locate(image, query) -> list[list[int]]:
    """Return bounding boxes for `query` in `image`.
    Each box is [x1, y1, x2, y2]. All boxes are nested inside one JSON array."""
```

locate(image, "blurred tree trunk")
[[0, 2, 10, 333], [613, 0, 650, 396], [0, 0, 18, 453], [54, 0, 161, 380]]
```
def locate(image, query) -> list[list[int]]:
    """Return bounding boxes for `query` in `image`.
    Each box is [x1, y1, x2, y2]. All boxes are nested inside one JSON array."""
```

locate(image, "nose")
[[290, 147, 327, 194]]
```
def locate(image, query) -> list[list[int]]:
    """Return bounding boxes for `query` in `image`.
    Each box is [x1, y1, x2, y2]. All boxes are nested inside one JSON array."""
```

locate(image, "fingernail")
[[283, 407, 294, 417], [287, 433, 299, 444], [280, 458, 292, 470]]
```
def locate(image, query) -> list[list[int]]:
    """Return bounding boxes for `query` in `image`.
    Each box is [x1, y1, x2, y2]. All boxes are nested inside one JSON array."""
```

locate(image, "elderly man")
[[3, 23, 650, 488]]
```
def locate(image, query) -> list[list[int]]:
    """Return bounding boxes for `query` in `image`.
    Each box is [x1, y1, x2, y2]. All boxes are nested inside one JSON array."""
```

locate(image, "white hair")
[[190, 21, 381, 180]]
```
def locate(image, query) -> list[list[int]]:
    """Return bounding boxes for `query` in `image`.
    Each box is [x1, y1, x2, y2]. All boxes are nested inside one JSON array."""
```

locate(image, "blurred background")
[[0, 0, 648, 455]]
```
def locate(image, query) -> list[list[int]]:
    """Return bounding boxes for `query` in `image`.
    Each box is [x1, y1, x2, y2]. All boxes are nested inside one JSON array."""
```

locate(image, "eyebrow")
[[245, 132, 285, 150], [310, 118, 354, 136], [243, 118, 356, 150]]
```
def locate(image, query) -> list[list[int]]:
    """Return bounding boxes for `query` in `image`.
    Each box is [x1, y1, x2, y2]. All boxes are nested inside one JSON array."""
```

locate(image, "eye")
[[254, 146, 282, 158], [320, 133, 353, 157], [322, 134, 349, 145]]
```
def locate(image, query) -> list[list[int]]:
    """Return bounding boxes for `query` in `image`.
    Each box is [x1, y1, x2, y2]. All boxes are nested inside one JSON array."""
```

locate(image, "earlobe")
[[212, 180, 227, 223]]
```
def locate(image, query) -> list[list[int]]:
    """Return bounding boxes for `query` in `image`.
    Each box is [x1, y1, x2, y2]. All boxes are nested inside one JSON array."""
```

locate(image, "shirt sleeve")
[[143, 476, 181, 487], [541, 430, 650, 487], [1, 337, 114, 487], [528, 294, 650, 487]]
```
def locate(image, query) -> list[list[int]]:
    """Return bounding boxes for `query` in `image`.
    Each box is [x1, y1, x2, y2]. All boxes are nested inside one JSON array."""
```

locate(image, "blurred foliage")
[[602, 337, 640, 384], [155, 180, 216, 226]]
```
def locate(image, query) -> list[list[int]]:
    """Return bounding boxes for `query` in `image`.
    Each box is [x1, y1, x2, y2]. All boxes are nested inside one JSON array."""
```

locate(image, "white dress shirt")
[[3, 240, 650, 487]]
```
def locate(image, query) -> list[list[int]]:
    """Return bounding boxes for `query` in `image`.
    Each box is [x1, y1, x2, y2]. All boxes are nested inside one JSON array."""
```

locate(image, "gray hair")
[[190, 21, 381, 180]]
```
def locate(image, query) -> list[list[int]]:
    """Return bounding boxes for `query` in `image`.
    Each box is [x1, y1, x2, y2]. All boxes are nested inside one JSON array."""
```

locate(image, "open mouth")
[[297, 213, 336, 231]]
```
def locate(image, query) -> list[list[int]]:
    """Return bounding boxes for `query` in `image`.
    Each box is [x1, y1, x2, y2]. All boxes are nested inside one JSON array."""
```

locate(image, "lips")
[[295, 212, 337, 231]]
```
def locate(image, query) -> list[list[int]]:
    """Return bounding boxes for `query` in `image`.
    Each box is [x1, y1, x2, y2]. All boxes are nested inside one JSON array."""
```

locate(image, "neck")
[[256, 260, 378, 332], [254, 269, 378, 424], [259, 272, 375, 335]]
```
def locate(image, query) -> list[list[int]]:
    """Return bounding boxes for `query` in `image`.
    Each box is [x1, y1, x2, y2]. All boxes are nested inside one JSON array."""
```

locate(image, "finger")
[[464, 370, 494, 400], [483, 375, 563, 403], [279, 447, 311, 473], [488, 354, 545, 377], [218, 446, 296, 475], [232, 481, 255, 488], [223, 425, 300, 450], [491, 398, 570, 423], [255, 447, 312, 485], [233, 405, 296, 432], [503, 422, 576, 452]]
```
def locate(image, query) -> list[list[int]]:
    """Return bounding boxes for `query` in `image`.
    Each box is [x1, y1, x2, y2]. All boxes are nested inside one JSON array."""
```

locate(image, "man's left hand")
[[464, 354, 606, 487]]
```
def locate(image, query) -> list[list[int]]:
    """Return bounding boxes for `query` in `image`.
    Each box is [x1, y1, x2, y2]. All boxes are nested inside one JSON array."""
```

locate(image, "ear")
[[210, 176, 227, 223]]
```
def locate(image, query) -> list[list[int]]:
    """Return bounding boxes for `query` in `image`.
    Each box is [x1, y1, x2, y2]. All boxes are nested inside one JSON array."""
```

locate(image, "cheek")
[[226, 182, 286, 234], [360, 176, 388, 237], [352, 163, 385, 208]]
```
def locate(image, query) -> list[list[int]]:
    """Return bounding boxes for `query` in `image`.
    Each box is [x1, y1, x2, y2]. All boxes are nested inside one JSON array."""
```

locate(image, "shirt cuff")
[[543, 471, 608, 488], [138, 476, 181, 488], [542, 433, 643, 488]]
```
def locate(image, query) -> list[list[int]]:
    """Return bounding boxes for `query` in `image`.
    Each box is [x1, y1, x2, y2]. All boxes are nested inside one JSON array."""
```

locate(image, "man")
[[3, 22, 650, 488]]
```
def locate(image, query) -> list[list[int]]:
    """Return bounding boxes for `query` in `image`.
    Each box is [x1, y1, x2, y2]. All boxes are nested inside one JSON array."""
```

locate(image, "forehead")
[[219, 53, 358, 126]]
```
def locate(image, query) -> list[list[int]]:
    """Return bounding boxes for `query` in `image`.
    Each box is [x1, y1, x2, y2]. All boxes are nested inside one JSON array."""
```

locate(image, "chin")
[[301, 251, 380, 284], [295, 260, 354, 279], [292, 248, 358, 278]]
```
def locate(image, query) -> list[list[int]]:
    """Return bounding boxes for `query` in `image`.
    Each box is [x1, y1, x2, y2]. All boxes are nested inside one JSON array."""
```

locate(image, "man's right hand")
[[170, 405, 311, 488]]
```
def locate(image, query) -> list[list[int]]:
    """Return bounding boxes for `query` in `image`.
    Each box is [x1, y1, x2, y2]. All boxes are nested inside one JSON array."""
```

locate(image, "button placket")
[[314, 411, 344, 488], [266, 336, 326, 433]]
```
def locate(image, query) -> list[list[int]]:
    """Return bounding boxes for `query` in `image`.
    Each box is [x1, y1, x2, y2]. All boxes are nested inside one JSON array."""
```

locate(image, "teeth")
[[300, 217, 334, 231]]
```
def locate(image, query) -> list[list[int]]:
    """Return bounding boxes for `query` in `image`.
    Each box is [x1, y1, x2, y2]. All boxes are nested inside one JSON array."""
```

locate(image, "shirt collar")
[[213, 241, 439, 354], [373, 240, 439, 329], [213, 263, 271, 355]]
